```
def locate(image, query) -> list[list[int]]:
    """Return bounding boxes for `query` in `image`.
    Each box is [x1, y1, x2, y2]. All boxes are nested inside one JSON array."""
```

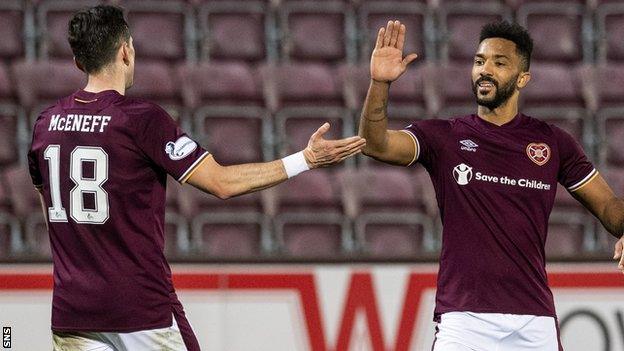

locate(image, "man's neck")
[[83, 69, 126, 96], [477, 98, 519, 126]]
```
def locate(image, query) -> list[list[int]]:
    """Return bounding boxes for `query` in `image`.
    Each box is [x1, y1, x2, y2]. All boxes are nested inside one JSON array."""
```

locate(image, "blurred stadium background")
[[0, 0, 623, 264], [3, 1, 624, 350]]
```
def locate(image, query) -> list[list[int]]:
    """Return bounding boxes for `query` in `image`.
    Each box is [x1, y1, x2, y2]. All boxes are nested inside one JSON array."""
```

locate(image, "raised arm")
[[186, 123, 365, 199], [359, 20, 419, 166], [571, 174, 624, 272]]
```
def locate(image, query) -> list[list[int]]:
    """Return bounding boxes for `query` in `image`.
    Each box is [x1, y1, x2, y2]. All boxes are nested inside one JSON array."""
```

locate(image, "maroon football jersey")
[[28, 90, 209, 332], [403, 113, 596, 320]]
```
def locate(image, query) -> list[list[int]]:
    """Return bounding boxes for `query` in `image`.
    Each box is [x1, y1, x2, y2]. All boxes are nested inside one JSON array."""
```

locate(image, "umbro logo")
[[460, 139, 478, 152]]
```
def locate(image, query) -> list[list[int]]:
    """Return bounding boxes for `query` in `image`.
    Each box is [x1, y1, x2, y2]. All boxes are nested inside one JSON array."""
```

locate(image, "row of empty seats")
[[0, 160, 619, 262], [2, 60, 624, 170], [2, 0, 624, 64]]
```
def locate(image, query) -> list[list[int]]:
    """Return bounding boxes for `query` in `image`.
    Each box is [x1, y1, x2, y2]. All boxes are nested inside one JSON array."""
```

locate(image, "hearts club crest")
[[526, 143, 550, 166]]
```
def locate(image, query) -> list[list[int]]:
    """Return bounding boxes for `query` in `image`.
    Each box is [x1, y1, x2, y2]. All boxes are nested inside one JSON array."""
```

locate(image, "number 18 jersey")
[[27, 89, 209, 332]]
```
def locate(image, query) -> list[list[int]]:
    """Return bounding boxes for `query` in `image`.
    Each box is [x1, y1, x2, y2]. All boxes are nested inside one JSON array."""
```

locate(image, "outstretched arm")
[[571, 174, 624, 272], [186, 123, 365, 199], [359, 20, 419, 166]]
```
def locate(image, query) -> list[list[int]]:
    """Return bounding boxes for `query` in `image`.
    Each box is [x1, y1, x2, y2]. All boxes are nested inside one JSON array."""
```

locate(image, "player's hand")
[[613, 236, 624, 274], [370, 20, 418, 83], [303, 123, 366, 169]]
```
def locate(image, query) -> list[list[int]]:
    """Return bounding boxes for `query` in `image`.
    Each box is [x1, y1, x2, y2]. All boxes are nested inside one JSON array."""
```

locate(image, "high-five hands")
[[303, 123, 366, 168], [371, 20, 419, 83]]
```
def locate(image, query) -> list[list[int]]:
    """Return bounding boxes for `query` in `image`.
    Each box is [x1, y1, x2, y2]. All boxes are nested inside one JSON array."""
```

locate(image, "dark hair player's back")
[[27, 6, 206, 348]]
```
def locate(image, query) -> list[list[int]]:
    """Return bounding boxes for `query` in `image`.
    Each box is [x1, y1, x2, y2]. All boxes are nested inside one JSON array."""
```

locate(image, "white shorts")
[[52, 315, 187, 351], [432, 311, 562, 351]]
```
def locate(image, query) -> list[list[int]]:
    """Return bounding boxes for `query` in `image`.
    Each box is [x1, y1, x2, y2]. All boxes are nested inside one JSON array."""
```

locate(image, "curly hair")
[[479, 21, 533, 71], [68, 5, 130, 74]]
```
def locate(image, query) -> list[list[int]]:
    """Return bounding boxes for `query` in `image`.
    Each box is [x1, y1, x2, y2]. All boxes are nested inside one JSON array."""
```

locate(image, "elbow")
[[361, 145, 383, 158], [215, 191, 231, 200], [213, 184, 234, 200], [211, 177, 235, 200]]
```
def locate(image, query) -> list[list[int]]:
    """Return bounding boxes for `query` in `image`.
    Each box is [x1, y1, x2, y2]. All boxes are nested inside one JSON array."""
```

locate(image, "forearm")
[[214, 160, 288, 199], [600, 197, 624, 238], [358, 80, 390, 156]]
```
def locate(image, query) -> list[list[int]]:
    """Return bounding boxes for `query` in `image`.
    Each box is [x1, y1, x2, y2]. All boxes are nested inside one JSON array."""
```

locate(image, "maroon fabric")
[[173, 301, 201, 351], [404, 113, 595, 320], [28, 89, 208, 333]]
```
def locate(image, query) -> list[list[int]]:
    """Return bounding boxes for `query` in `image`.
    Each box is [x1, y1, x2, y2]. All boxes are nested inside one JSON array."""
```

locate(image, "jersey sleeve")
[[27, 122, 43, 189], [27, 147, 43, 188], [401, 119, 440, 169], [133, 104, 210, 183], [554, 126, 597, 192]]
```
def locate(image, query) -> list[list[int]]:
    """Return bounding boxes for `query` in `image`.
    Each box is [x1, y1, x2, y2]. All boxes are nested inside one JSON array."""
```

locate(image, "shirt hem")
[[178, 151, 210, 183], [399, 129, 419, 166], [433, 307, 557, 321], [51, 319, 173, 334]]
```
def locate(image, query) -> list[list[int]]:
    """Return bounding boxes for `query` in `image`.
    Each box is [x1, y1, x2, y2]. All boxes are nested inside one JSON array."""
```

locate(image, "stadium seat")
[[596, 2, 624, 63], [123, 0, 194, 63], [275, 212, 352, 258], [517, 2, 589, 63], [3, 164, 40, 219], [11, 59, 86, 124], [546, 212, 589, 259], [354, 213, 431, 258], [0, 62, 25, 166], [521, 63, 586, 108], [339, 63, 432, 118], [438, 2, 513, 62], [259, 62, 350, 158], [0, 0, 30, 61], [340, 166, 437, 255], [2, 164, 47, 258], [357, 1, 433, 61], [177, 61, 264, 109], [165, 177, 191, 259], [38, 0, 194, 62], [191, 212, 270, 258], [24, 212, 50, 260], [177, 62, 271, 164], [0, 212, 21, 259], [596, 167, 624, 255], [125, 60, 185, 121], [0, 106, 21, 167], [278, 0, 356, 63], [193, 105, 273, 164], [272, 170, 342, 214], [198, 0, 273, 62], [36, 0, 92, 59], [597, 108, 624, 168], [259, 62, 344, 112], [590, 63, 624, 110], [433, 62, 476, 117], [275, 106, 351, 158], [340, 166, 432, 215]]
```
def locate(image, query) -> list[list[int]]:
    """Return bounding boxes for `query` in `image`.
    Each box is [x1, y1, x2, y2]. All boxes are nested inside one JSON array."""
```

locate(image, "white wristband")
[[282, 151, 310, 178]]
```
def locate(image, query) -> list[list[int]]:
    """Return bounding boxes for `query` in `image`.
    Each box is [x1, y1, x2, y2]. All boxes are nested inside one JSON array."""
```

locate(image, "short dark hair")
[[68, 5, 130, 74], [479, 21, 533, 71]]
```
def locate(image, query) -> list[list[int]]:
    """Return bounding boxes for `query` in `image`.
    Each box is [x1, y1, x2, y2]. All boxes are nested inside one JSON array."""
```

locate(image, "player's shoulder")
[[32, 99, 65, 128], [114, 96, 169, 119], [408, 117, 454, 131], [522, 113, 570, 140]]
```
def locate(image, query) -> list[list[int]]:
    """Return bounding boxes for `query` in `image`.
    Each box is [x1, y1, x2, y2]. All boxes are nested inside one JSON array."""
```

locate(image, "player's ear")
[[73, 57, 85, 73], [121, 42, 130, 66], [517, 71, 530, 89]]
